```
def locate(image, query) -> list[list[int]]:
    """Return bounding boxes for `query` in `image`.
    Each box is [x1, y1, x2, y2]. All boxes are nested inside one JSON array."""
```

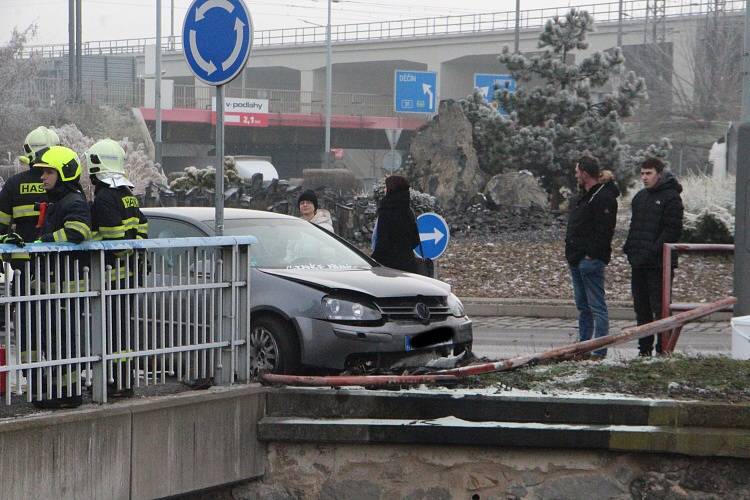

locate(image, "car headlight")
[[322, 297, 382, 321], [447, 293, 465, 317]]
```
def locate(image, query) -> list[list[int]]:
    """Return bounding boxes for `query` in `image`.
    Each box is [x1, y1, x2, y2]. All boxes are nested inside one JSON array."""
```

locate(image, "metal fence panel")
[[0, 236, 254, 405]]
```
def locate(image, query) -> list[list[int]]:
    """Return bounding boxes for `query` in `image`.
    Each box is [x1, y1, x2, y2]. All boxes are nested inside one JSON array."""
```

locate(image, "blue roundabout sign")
[[182, 0, 253, 86]]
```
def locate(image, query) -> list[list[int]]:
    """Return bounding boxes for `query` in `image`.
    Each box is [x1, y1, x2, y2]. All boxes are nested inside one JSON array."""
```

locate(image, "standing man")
[[86, 138, 148, 397], [624, 158, 684, 356], [565, 155, 620, 359], [31, 145, 92, 409]]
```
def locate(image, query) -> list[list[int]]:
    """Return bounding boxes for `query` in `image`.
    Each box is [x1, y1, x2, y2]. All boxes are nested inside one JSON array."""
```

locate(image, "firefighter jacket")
[[0, 168, 47, 243], [91, 185, 148, 278]]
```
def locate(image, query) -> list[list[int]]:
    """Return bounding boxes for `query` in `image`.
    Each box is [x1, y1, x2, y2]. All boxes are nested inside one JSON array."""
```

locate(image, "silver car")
[[143, 207, 473, 374]]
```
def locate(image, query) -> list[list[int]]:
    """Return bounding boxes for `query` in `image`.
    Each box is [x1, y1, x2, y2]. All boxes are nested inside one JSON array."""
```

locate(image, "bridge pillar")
[[300, 69, 315, 114]]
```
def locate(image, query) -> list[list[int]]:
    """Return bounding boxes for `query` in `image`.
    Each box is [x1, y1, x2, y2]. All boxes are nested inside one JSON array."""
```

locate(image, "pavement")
[[471, 315, 732, 360]]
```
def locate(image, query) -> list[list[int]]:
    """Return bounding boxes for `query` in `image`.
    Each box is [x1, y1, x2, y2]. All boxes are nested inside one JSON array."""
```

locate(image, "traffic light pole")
[[735, 0, 750, 315], [215, 85, 225, 236]]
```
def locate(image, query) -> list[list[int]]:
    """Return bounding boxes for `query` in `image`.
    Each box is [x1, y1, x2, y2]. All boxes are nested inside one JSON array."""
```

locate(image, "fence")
[[660, 242, 734, 353], [19, 0, 746, 58], [0, 236, 254, 405]]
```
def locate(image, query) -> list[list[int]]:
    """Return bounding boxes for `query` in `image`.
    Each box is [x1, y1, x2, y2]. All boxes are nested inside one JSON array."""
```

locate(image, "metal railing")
[[660, 242, 734, 354], [17, 77, 398, 116], [0, 236, 253, 405], [19, 0, 745, 58]]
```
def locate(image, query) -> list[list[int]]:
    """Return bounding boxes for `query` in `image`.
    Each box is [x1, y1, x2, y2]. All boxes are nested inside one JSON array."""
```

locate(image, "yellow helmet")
[[20, 126, 60, 165], [31, 146, 82, 183]]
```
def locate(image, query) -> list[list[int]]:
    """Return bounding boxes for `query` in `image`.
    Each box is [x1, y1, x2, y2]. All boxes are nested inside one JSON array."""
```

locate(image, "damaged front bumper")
[[294, 315, 473, 370]]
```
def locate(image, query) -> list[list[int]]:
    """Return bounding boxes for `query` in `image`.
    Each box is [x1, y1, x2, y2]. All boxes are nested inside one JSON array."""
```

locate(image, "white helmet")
[[85, 138, 134, 188], [20, 126, 60, 164]]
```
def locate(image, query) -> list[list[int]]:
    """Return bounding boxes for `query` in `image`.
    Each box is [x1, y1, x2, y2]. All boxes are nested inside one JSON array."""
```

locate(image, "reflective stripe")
[[136, 222, 148, 237], [122, 216, 141, 229], [10, 252, 30, 260], [63, 220, 92, 240], [112, 350, 131, 363], [32, 279, 88, 293], [108, 266, 133, 281], [20, 350, 39, 363], [53, 229, 67, 242], [0, 211, 11, 224], [12, 204, 40, 219], [98, 225, 127, 239]]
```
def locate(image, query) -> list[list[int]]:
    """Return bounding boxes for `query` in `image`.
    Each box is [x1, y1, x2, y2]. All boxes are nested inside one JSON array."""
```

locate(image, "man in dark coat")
[[371, 175, 420, 274], [623, 158, 684, 356], [565, 155, 620, 359]]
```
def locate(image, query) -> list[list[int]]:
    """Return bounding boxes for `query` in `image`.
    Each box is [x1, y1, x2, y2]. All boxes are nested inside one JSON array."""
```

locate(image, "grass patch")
[[467, 356, 750, 402]]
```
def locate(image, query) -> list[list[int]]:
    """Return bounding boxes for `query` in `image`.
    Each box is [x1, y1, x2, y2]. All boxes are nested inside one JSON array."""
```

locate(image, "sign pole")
[[216, 84, 225, 236]]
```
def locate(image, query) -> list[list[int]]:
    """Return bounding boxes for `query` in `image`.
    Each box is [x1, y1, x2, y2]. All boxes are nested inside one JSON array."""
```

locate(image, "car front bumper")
[[294, 315, 473, 370]]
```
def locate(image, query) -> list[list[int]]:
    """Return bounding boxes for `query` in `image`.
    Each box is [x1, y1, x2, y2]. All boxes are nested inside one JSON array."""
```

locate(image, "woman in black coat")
[[371, 175, 420, 273]]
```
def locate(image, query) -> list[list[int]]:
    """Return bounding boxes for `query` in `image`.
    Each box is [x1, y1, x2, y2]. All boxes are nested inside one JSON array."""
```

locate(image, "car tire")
[[249, 315, 301, 377]]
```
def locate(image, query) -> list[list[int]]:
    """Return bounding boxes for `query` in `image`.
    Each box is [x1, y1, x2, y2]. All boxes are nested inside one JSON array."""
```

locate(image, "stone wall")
[[224, 443, 750, 500]]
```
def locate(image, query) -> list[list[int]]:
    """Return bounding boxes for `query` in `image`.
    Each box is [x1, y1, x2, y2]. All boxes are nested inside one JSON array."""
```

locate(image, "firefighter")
[[31, 145, 92, 409], [86, 139, 148, 397], [0, 127, 59, 391]]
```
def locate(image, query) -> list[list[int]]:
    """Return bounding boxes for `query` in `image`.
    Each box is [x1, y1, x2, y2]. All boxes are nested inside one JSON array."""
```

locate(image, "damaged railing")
[[659, 243, 734, 354], [262, 297, 736, 387], [0, 236, 254, 404]]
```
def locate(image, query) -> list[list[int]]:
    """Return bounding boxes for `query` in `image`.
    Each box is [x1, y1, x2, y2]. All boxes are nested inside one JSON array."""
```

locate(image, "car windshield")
[[208, 218, 372, 270]]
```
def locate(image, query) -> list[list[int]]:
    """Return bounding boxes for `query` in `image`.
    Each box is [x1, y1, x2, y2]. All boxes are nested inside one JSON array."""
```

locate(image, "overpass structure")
[[19, 0, 740, 176]]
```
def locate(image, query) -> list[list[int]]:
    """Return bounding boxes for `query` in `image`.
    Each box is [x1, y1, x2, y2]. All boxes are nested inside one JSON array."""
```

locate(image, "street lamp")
[[325, 0, 341, 167]]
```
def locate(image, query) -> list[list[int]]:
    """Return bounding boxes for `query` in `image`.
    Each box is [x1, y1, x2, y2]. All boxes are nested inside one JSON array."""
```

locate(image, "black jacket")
[[0, 167, 47, 243], [372, 189, 420, 273], [565, 181, 620, 265], [624, 172, 684, 269], [39, 183, 92, 244], [91, 184, 149, 279]]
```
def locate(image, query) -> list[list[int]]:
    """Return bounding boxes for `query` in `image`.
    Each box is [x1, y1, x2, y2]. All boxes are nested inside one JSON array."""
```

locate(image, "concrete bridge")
[[23, 0, 741, 175]]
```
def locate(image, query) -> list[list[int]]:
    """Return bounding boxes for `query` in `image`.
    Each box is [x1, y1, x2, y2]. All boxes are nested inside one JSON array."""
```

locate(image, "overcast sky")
[[1, 0, 584, 46]]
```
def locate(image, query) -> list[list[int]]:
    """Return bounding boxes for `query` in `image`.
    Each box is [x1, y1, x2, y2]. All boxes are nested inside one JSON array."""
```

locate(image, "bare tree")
[[0, 26, 41, 157]]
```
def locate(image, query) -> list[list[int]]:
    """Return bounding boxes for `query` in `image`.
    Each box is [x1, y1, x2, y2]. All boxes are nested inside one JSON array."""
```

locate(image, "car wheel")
[[249, 316, 300, 377]]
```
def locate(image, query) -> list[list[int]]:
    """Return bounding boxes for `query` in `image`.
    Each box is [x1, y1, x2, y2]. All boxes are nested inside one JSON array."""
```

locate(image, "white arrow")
[[221, 17, 246, 71], [422, 83, 434, 109], [196, 0, 234, 21], [189, 30, 217, 75], [419, 228, 444, 244]]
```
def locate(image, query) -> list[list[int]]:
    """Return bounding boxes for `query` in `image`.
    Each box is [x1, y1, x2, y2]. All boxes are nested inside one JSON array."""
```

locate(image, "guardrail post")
[[217, 245, 235, 385], [90, 249, 108, 403], [235, 244, 250, 383]]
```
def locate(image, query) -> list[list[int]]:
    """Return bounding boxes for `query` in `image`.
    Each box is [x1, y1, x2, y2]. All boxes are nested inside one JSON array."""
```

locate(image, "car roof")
[[142, 207, 298, 222]]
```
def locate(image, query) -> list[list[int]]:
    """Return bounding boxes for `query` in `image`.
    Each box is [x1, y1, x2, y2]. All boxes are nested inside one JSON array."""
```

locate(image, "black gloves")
[[0, 233, 25, 247]]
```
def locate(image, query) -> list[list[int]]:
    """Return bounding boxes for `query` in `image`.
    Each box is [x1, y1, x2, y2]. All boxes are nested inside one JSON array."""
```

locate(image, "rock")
[[232, 481, 298, 500], [403, 487, 452, 500], [303, 168, 362, 194], [408, 100, 485, 208], [320, 479, 382, 500], [534, 474, 625, 500], [679, 466, 726, 494], [484, 170, 549, 210]]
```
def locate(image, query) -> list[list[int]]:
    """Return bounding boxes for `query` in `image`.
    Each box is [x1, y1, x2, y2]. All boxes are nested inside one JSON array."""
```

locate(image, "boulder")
[[407, 100, 485, 208], [484, 170, 549, 210]]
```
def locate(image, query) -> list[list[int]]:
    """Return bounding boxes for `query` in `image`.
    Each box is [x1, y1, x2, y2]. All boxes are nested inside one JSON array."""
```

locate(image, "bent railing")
[[0, 236, 254, 404]]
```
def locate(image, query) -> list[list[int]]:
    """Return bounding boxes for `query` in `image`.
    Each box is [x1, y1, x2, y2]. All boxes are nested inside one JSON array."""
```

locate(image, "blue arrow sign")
[[413, 212, 450, 260], [394, 70, 437, 113], [183, 0, 253, 86], [474, 73, 516, 101]]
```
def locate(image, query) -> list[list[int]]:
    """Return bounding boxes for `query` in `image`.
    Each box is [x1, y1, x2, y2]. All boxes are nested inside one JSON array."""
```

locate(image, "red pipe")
[[262, 373, 459, 387], [661, 243, 734, 354], [261, 297, 736, 387]]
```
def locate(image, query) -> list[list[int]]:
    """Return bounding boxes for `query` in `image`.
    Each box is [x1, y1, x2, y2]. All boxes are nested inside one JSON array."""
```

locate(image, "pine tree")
[[463, 8, 666, 207]]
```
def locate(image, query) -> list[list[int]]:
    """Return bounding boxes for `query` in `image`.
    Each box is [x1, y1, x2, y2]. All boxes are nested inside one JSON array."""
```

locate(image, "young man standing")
[[624, 158, 684, 356], [565, 155, 620, 359]]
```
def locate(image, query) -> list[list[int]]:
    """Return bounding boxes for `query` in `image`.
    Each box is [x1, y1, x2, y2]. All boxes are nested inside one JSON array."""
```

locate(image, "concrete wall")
[[0, 386, 265, 500], [226, 442, 750, 499]]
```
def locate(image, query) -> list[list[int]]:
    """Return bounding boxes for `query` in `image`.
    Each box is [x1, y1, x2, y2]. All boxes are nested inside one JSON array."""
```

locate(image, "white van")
[[233, 156, 279, 182]]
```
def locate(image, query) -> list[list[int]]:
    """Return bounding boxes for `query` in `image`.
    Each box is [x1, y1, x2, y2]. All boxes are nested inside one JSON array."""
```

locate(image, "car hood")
[[260, 266, 450, 297]]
